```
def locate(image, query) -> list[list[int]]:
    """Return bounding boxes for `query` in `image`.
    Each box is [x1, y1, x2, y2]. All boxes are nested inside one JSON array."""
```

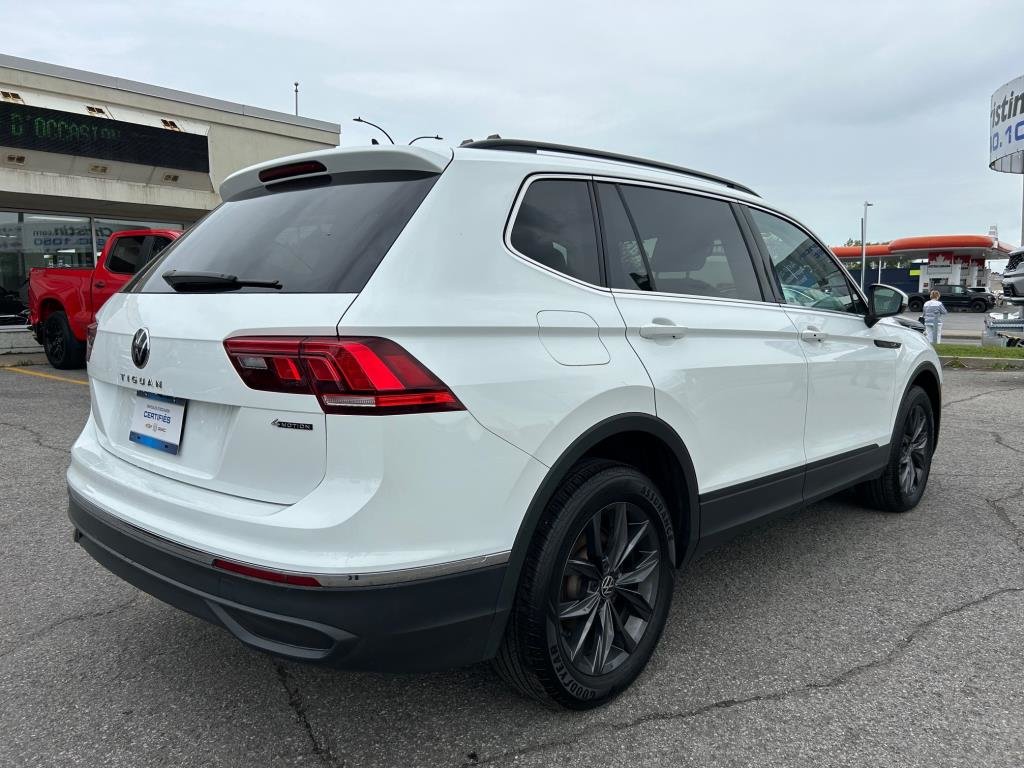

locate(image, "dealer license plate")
[[129, 391, 187, 455]]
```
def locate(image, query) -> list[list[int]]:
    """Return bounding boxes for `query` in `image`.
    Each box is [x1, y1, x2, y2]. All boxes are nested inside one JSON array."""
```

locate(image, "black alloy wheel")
[[44, 314, 65, 363], [897, 403, 929, 498], [42, 311, 85, 369], [552, 501, 662, 678], [494, 460, 675, 709], [860, 385, 934, 513]]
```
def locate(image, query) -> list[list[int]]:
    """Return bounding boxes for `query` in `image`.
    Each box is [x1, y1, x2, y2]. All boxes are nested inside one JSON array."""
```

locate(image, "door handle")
[[93, 280, 106, 289], [801, 327, 827, 343], [639, 320, 686, 340]]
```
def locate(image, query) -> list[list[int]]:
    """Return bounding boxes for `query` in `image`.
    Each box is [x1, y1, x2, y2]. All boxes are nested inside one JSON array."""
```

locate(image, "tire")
[[42, 311, 85, 369], [908, 298, 923, 313], [493, 459, 675, 709], [970, 300, 987, 313], [860, 386, 935, 513]]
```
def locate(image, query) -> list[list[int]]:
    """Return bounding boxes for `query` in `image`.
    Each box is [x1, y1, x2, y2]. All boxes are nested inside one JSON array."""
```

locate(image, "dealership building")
[[0, 54, 340, 315]]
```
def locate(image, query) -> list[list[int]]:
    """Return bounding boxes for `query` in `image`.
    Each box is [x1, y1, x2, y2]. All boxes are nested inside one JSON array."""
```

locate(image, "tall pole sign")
[[989, 74, 1024, 245]]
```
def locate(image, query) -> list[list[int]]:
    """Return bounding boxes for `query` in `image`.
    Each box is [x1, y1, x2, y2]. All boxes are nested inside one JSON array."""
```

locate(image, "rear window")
[[135, 171, 438, 294]]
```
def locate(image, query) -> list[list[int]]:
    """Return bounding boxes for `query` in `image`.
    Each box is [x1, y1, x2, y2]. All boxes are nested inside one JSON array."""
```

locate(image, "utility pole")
[[294, 82, 299, 116], [859, 201, 873, 289]]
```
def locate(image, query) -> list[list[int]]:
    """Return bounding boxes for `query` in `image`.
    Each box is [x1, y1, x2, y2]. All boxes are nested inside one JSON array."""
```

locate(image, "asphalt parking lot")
[[1, 364, 1023, 767]]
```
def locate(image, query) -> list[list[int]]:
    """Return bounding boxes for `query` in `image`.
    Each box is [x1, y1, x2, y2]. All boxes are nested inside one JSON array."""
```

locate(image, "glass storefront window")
[[0, 212, 186, 321], [0, 211, 25, 320], [22, 214, 94, 271]]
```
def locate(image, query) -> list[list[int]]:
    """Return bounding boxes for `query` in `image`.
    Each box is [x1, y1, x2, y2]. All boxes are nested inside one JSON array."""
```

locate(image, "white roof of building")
[[0, 53, 339, 134]]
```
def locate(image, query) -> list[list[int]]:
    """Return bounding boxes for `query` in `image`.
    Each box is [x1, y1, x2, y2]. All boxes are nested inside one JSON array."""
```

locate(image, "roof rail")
[[461, 138, 759, 197]]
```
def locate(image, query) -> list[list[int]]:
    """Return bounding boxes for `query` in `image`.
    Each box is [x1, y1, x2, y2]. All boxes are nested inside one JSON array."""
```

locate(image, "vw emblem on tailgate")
[[131, 328, 150, 369]]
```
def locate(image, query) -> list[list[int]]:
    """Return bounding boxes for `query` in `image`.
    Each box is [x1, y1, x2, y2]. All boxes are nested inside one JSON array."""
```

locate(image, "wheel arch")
[[485, 413, 700, 657], [38, 297, 64, 322], [905, 361, 942, 446]]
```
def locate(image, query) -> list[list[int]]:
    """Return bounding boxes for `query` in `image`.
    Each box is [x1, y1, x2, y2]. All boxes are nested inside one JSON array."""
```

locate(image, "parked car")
[[68, 140, 942, 709], [1003, 247, 1024, 304], [906, 283, 996, 313], [28, 229, 180, 368]]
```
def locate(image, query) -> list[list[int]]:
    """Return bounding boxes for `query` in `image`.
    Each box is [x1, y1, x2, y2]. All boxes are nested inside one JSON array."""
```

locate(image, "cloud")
[[6, 0, 1024, 244]]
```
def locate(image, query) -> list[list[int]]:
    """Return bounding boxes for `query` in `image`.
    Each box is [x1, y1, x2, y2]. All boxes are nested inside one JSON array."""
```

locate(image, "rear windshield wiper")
[[162, 270, 282, 292]]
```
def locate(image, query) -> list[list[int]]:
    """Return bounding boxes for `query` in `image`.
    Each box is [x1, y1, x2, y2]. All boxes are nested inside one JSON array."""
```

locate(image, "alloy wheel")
[[898, 403, 929, 497], [553, 501, 662, 677], [45, 319, 64, 362]]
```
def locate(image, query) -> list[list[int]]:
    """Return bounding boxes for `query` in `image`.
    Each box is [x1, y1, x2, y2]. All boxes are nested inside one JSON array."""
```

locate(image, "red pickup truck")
[[29, 229, 181, 368]]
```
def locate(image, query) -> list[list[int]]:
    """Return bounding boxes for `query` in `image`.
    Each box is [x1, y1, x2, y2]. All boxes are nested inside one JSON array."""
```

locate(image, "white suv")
[[69, 139, 941, 709]]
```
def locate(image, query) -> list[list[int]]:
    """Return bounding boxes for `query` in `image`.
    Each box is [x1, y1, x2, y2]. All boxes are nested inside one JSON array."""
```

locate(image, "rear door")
[[743, 206, 897, 495], [88, 167, 440, 504], [597, 181, 808, 537]]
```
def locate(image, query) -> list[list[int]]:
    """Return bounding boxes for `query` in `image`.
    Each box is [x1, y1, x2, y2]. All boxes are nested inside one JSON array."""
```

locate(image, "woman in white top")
[[922, 289, 947, 344]]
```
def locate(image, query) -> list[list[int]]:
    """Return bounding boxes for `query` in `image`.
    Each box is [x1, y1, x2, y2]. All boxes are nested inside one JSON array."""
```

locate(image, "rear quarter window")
[[509, 178, 602, 285], [135, 171, 438, 294]]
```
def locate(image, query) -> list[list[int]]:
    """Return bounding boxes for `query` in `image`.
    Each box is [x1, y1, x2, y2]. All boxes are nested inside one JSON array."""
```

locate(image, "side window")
[[149, 236, 173, 262], [748, 208, 866, 314], [105, 235, 148, 275], [616, 185, 763, 301], [596, 183, 651, 291], [509, 179, 601, 285]]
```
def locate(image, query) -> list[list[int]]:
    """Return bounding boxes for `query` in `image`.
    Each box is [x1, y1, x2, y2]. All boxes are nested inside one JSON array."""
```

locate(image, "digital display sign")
[[0, 102, 210, 173]]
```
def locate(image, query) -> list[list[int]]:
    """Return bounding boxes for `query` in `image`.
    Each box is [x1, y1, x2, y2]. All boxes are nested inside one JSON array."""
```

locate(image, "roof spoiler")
[[219, 145, 452, 201]]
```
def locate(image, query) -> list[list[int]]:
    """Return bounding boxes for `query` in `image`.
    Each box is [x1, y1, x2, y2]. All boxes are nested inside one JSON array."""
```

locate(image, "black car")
[[907, 284, 995, 313]]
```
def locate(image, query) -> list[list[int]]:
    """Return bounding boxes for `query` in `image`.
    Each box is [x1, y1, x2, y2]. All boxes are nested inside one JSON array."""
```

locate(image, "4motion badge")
[[271, 419, 313, 431]]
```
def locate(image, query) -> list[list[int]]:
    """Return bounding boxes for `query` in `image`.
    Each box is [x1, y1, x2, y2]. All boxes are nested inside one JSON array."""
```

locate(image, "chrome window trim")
[[71, 488, 511, 588], [610, 287, 780, 310]]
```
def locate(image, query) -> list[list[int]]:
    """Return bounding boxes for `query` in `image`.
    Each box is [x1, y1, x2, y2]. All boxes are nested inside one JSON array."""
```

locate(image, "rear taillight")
[[223, 336, 464, 415], [85, 322, 98, 363]]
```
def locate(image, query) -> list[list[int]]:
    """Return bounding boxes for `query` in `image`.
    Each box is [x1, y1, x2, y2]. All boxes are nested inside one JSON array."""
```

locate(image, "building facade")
[[0, 54, 339, 313]]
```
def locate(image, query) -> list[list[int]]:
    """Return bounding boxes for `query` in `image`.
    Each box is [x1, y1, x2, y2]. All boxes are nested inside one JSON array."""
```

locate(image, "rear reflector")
[[257, 160, 327, 183], [223, 336, 465, 415], [213, 558, 322, 587]]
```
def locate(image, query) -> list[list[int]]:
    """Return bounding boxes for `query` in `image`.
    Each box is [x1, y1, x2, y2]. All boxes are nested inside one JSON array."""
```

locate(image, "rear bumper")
[[69, 489, 508, 671]]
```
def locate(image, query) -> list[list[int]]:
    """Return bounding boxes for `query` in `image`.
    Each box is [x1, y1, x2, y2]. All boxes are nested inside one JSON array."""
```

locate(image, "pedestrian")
[[922, 289, 947, 344]]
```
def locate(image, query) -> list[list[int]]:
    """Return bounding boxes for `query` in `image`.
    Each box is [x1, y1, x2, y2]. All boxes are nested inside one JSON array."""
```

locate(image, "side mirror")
[[866, 284, 907, 327]]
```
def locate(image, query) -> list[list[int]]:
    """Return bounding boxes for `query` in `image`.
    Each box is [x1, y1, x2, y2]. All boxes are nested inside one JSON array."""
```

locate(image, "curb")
[[0, 353, 49, 368], [938, 355, 1024, 371]]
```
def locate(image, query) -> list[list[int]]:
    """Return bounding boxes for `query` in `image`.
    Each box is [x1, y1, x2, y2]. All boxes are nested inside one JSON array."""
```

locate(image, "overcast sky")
[[9, 0, 1024, 252]]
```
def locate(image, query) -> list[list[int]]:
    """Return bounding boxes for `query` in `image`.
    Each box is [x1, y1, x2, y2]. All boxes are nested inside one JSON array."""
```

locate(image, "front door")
[[595, 181, 808, 536], [744, 207, 898, 495]]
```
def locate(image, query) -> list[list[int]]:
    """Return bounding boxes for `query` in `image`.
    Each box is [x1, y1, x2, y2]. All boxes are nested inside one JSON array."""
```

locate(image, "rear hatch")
[[86, 147, 447, 504]]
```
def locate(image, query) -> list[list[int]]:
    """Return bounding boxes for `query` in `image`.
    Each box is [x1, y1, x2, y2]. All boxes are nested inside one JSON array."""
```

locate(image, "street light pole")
[[859, 201, 873, 289]]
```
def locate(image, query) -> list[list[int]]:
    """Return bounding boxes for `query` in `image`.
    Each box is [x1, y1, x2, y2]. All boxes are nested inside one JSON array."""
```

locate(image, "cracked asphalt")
[[1, 364, 1022, 767]]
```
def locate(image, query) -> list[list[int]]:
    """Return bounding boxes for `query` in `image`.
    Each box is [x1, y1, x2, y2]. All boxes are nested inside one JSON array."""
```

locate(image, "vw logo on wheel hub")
[[131, 328, 150, 369]]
